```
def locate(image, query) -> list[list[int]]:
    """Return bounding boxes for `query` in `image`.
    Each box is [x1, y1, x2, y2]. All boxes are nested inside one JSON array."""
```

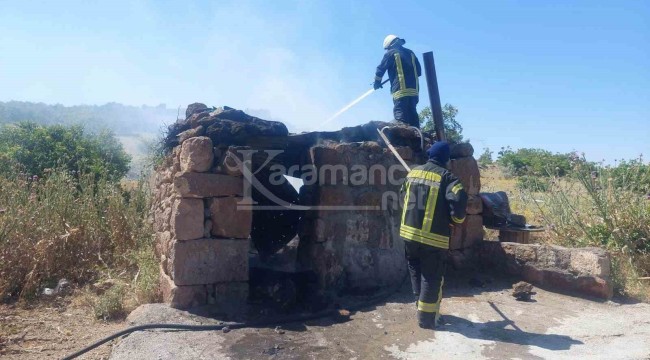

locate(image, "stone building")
[[152, 103, 612, 311]]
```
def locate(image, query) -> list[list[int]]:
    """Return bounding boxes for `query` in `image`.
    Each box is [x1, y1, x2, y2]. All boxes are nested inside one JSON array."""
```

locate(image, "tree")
[[478, 147, 494, 166], [418, 104, 464, 143], [0, 122, 131, 181]]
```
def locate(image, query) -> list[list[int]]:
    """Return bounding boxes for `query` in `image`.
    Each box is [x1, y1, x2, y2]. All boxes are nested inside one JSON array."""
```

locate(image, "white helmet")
[[383, 34, 399, 49]]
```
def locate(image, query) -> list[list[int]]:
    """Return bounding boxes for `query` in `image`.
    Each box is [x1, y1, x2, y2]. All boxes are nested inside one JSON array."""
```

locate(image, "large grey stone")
[[450, 142, 474, 159], [449, 214, 483, 250], [466, 194, 483, 215], [171, 198, 204, 241], [160, 266, 207, 309], [185, 102, 209, 119], [479, 241, 613, 299], [463, 215, 484, 248], [174, 173, 243, 198], [209, 197, 252, 239], [168, 238, 249, 286], [180, 136, 214, 173], [449, 157, 481, 195], [177, 126, 205, 144], [570, 247, 611, 277]]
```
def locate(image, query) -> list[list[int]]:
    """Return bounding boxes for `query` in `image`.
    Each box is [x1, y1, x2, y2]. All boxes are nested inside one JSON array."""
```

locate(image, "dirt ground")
[[3, 273, 650, 359], [109, 273, 650, 360], [0, 295, 124, 359]]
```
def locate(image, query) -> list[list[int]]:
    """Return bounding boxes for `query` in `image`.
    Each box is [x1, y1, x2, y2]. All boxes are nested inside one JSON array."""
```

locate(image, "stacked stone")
[[153, 133, 250, 310], [298, 142, 413, 293], [479, 242, 613, 299], [447, 143, 484, 269]]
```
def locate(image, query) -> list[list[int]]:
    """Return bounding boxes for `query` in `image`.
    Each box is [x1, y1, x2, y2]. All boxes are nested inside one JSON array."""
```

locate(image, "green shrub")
[[94, 283, 127, 320], [607, 158, 650, 194], [497, 147, 575, 177], [0, 122, 130, 181]]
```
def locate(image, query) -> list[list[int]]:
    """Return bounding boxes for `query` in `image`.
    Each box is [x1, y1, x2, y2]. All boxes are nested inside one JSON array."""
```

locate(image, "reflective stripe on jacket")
[[375, 46, 422, 100], [400, 160, 468, 249]]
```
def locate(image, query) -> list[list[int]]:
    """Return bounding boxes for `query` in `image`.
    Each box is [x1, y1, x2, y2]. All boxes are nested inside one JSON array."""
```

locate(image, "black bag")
[[479, 191, 526, 228]]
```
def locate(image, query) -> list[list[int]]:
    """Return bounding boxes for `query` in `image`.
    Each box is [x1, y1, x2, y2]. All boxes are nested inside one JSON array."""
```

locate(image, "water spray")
[[319, 79, 389, 129]]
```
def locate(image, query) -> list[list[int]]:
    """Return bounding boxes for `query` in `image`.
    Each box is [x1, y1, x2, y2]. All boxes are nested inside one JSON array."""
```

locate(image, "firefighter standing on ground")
[[374, 34, 422, 128], [400, 141, 467, 329]]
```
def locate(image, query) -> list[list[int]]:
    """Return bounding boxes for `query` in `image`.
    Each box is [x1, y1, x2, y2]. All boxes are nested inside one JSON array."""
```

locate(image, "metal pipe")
[[409, 126, 424, 151], [422, 52, 446, 142], [378, 127, 411, 172]]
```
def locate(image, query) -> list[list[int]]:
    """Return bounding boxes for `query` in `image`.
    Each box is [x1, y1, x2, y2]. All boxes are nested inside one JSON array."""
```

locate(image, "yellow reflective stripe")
[[411, 52, 419, 93], [392, 88, 418, 100], [401, 181, 412, 226], [400, 230, 448, 247], [418, 300, 438, 313], [394, 53, 406, 91], [421, 184, 438, 233], [374, 76, 382, 82], [408, 169, 442, 183], [451, 183, 464, 194], [451, 216, 465, 224], [400, 226, 449, 248]]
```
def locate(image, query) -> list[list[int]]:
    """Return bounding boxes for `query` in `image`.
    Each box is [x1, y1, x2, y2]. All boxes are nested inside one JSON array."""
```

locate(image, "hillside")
[[0, 101, 180, 136]]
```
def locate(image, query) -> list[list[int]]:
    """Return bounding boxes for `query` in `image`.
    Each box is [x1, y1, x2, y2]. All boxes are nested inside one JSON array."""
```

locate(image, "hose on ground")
[[62, 271, 409, 360]]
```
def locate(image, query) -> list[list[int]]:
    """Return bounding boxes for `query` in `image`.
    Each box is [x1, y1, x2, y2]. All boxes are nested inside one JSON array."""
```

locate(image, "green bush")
[[94, 283, 127, 320], [497, 147, 574, 177], [607, 158, 650, 194], [0, 122, 130, 181]]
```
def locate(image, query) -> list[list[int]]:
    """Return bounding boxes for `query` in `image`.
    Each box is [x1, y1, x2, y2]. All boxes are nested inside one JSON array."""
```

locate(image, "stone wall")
[[153, 134, 250, 310], [297, 142, 413, 293], [448, 143, 485, 269], [479, 241, 613, 299]]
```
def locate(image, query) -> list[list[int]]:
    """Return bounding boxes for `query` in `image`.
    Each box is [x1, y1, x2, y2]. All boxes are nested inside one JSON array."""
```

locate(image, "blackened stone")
[[450, 142, 474, 159], [204, 111, 288, 148], [186, 103, 209, 119]]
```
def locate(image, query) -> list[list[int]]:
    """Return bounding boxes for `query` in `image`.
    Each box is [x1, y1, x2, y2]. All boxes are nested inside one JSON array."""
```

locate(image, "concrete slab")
[[110, 276, 650, 360]]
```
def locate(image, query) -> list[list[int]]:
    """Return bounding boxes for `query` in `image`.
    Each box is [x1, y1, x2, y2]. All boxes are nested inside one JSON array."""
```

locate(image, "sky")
[[0, 0, 648, 163]]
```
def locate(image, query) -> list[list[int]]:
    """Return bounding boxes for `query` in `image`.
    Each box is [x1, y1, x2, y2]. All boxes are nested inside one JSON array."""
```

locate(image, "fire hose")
[[62, 271, 409, 359]]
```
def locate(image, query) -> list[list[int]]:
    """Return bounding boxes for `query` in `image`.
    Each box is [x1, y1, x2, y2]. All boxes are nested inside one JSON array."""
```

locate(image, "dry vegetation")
[[0, 170, 160, 320], [481, 163, 650, 300]]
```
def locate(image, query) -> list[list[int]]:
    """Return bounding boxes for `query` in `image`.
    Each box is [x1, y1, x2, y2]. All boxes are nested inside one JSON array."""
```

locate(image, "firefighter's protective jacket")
[[375, 46, 422, 100], [400, 160, 468, 249]]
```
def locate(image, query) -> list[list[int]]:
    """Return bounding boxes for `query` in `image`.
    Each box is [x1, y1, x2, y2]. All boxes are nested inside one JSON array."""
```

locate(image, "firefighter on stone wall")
[[400, 141, 467, 329], [374, 34, 422, 128]]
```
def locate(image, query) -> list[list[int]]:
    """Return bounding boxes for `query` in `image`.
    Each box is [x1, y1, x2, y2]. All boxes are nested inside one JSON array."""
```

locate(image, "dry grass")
[[481, 164, 650, 300], [0, 169, 160, 318]]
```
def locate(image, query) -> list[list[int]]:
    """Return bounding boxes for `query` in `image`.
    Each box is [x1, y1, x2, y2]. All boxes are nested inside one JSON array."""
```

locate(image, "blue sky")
[[1, 0, 648, 163]]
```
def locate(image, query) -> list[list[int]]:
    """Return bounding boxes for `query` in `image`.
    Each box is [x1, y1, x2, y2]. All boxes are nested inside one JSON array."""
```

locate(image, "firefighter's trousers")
[[404, 239, 447, 327], [393, 96, 419, 128]]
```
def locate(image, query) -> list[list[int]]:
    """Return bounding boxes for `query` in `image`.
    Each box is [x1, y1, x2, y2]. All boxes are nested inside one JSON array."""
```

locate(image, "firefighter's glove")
[[373, 81, 383, 90]]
